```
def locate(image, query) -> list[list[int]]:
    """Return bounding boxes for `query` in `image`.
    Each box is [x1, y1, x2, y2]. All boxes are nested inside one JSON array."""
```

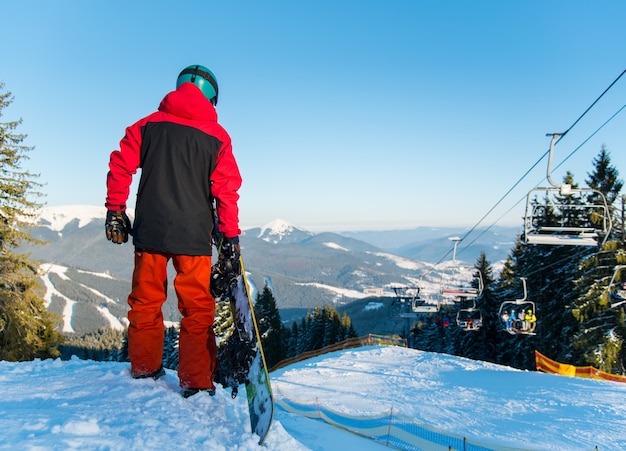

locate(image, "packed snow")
[[295, 282, 371, 299], [322, 242, 350, 251], [1, 346, 625, 450], [368, 251, 430, 271]]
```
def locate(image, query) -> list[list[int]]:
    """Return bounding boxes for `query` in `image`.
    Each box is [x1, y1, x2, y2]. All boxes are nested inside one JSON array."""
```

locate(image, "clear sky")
[[2, 1, 626, 231]]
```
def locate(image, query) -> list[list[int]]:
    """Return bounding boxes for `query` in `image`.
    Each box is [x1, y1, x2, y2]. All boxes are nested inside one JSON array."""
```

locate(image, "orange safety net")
[[535, 350, 626, 383]]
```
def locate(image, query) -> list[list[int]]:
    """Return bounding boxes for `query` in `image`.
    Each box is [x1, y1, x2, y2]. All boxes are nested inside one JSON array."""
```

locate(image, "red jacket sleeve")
[[210, 139, 242, 238], [105, 121, 143, 210]]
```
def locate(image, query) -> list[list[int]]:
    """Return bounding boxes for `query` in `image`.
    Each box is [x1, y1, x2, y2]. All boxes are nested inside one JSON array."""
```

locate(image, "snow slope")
[[1, 346, 624, 450]]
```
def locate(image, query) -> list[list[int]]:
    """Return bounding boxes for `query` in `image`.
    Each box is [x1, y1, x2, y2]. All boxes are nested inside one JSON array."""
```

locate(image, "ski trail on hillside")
[[40, 266, 76, 333], [40, 263, 125, 332]]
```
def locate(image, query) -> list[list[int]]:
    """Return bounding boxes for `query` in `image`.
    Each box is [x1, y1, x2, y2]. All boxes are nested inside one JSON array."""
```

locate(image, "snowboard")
[[212, 256, 274, 445]]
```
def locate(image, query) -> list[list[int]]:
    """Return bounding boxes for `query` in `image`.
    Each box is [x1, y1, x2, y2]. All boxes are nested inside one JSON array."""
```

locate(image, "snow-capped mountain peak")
[[258, 218, 313, 244], [36, 205, 106, 232], [29, 205, 135, 234], [259, 218, 296, 236]]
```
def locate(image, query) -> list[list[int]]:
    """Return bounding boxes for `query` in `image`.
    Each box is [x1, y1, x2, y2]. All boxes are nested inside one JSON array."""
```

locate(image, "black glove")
[[219, 236, 241, 276], [105, 209, 132, 244]]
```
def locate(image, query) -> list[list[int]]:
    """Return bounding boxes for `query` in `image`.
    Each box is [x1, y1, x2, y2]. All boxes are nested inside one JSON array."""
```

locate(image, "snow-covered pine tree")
[[570, 147, 626, 374], [0, 83, 63, 361]]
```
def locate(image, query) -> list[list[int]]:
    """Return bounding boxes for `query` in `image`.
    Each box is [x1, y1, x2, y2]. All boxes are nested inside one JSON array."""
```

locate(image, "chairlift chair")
[[391, 286, 420, 304], [456, 299, 482, 331], [498, 277, 537, 335], [608, 265, 626, 309], [412, 298, 439, 313], [391, 285, 439, 313], [440, 238, 484, 299], [523, 134, 612, 246]]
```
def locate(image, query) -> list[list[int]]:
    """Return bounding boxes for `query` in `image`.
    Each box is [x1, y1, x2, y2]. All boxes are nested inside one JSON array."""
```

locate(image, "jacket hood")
[[158, 82, 217, 121]]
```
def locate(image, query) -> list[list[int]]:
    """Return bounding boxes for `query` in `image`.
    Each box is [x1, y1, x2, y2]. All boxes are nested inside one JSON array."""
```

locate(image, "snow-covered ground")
[[1, 346, 624, 450]]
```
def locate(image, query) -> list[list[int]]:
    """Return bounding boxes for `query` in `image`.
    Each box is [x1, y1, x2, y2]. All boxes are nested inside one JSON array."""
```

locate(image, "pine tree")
[[459, 252, 499, 362], [494, 240, 525, 366], [162, 326, 179, 370], [0, 83, 63, 361], [296, 315, 310, 355], [520, 171, 602, 368], [569, 147, 626, 373], [213, 300, 234, 343], [322, 306, 341, 347], [340, 311, 357, 340], [494, 232, 573, 370], [586, 145, 623, 206], [284, 321, 299, 358], [286, 306, 357, 359], [308, 306, 326, 351], [557, 171, 587, 229], [59, 327, 125, 361], [254, 284, 285, 368]]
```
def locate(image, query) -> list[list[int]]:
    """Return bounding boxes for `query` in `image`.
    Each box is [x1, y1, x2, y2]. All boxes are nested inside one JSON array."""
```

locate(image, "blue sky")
[[2, 1, 626, 231]]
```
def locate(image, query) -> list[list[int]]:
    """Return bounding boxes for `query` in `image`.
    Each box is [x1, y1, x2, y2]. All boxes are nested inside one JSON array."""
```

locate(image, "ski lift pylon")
[[498, 277, 537, 335], [523, 133, 612, 246]]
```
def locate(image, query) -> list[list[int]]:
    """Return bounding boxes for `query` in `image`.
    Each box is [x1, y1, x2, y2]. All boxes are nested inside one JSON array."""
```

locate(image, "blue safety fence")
[[275, 386, 525, 451]]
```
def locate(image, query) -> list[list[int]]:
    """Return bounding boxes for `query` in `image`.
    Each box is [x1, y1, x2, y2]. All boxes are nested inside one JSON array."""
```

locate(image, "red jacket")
[[106, 83, 242, 255]]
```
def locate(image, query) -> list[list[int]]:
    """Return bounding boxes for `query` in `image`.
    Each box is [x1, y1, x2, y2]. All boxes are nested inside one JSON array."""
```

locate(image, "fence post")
[[386, 407, 393, 447]]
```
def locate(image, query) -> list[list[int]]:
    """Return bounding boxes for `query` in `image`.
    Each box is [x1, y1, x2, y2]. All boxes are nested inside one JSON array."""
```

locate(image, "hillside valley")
[[21, 205, 518, 334]]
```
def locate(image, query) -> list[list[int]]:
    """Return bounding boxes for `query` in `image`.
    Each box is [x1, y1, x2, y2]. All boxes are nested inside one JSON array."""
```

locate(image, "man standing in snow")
[[104, 65, 242, 398]]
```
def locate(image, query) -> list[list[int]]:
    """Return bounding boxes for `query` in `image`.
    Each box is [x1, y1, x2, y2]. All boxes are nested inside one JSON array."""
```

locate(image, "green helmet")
[[176, 65, 219, 105]]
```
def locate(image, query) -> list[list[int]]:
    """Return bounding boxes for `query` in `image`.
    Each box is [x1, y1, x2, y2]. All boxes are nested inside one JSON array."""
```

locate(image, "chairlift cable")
[[424, 70, 626, 277], [560, 69, 626, 138], [457, 103, 626, 255], [550, 103, 626, 175], [451, 70, 626, 258]]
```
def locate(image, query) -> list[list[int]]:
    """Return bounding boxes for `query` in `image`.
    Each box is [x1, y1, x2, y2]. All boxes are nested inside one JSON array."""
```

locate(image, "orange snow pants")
[[127, 250, 217, 389]]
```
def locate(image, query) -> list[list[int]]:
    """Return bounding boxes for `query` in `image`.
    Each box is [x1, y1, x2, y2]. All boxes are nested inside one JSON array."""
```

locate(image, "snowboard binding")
[[210, 258, 239, 301]]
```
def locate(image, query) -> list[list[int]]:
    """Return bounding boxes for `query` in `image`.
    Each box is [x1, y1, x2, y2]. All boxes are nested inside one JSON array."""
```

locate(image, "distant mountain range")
[[20, 205, 520, 334]]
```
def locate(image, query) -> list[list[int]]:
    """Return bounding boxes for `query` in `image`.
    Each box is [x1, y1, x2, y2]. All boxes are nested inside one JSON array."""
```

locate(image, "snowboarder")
[[104, 64, 242, 398]]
